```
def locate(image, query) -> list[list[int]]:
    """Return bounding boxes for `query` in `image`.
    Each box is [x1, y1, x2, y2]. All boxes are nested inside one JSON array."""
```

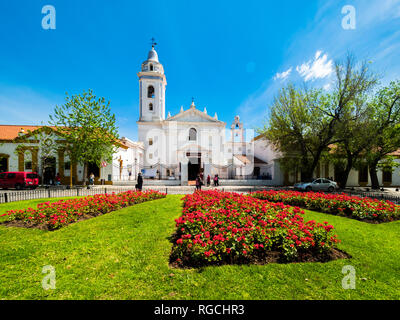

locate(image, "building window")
[[189, 128, 197, 141], [383, 168, 392, 184], [359, 164, 368, 183], [150, 64, 153, 71], [149, 138, 153, 146], [149, 103, 153, 111], [64, 161, 71, 171], [147, 85, 155, 98]]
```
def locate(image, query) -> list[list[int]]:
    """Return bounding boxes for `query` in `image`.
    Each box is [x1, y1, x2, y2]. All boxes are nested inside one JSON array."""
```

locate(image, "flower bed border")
[[1, 190, 166, 231], [251, 190, 400, 223], [170, 190, 349, 269]]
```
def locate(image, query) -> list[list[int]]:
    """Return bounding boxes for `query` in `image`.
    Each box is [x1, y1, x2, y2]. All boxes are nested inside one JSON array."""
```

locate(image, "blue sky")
[[1, 0, 400, 140]]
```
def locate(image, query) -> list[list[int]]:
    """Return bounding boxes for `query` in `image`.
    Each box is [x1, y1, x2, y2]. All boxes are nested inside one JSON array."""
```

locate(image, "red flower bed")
[[251, 190, 400, 222], [171, 190, 342, 267], [1, 190, 166, 230]]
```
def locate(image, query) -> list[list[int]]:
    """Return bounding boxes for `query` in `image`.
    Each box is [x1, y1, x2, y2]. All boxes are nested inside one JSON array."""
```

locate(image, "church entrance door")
[[188, 158, 200, 181]]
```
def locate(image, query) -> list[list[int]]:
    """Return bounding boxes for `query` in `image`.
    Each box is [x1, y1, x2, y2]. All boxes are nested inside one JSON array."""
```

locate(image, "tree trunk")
[[82, 162, 87, 186], [300, 169, 313, 182], [369, 161, 380, 190], [300, 157, 314, 182], [339, 155, 353, 189]]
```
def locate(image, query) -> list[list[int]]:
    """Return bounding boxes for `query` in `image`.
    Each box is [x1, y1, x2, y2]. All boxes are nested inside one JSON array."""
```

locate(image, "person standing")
[[196, 174, 202, 191], [207, 175, 211, 187], [89, 173, 95, 186], [55, 173, 61, 186], [136, 172, 143, 191]]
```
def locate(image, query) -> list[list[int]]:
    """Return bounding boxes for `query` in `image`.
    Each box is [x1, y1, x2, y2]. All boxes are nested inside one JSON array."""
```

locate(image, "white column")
[[181, 163, 188, 186]]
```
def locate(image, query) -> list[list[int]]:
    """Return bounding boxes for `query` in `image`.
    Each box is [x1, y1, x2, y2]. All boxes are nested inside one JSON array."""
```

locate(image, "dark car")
[[0, 172, 39, 190]]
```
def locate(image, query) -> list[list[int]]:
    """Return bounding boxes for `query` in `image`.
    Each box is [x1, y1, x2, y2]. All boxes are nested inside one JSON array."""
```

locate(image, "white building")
[[0, 125, 143, 185], [136, 44, 273, 186]]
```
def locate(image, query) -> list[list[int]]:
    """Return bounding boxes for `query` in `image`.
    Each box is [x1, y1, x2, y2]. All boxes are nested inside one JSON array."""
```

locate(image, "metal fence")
[[331, 190, 400, 204], [0, 186, 277, 204], [1, 185, 400, 204]]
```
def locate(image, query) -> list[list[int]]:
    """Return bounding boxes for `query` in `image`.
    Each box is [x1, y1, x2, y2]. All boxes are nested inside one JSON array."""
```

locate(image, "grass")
[[0, 195, 399, 299]]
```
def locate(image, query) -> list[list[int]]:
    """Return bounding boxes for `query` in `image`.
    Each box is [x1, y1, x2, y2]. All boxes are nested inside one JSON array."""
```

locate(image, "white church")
[[134, 43, 276, 186]]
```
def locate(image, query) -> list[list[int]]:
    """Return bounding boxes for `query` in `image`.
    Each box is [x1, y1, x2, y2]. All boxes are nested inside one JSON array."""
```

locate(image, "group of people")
[[195, 174, 219, 190]]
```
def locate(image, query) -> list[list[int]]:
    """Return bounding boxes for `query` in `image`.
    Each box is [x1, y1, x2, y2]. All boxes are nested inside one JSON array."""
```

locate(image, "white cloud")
[[323, 83, 332, 91], [273, 67, 292, 81], [296, 50, 334, 81]]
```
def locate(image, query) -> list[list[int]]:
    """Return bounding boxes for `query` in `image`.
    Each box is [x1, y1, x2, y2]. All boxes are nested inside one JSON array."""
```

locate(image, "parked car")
[[0, 172, 39, 190], [294, 178, 338, 192]]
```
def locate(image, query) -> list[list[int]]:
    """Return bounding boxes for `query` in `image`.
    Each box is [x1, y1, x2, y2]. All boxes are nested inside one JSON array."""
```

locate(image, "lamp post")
[[134, 157, 137, 179]]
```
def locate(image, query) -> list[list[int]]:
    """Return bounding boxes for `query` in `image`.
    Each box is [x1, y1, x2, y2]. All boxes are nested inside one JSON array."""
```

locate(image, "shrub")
[[1, 190, 166, 230], [251, 190, 400, 222], [171, 190, 340, 266]]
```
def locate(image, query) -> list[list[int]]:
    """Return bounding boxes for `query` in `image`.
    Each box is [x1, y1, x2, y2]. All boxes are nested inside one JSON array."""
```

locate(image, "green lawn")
[[0, 195, 399, 299]]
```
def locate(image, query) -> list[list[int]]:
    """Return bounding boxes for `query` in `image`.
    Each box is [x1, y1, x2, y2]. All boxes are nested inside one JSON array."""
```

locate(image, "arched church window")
[[150, 64, 154, 71], [147, 85, 155, 98], [149, 103, 153, 111], [189, 128, 197, 141]]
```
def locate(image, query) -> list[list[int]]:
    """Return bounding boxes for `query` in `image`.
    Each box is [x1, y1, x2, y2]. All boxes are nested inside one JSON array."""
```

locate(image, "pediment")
[[166, 108, 222, 123]]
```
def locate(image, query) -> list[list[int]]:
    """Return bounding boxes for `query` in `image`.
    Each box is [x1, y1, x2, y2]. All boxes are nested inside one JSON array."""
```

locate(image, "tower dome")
[[147, 46, 159, 62]]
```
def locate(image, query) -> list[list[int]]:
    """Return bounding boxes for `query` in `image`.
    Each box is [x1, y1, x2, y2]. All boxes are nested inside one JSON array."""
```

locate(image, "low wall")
[[114, 179, 181, 186], [218, 179, 277, 186]]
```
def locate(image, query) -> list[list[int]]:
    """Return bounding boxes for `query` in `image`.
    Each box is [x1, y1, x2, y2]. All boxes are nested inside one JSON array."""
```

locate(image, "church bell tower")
[[138, 39, 167, 122]]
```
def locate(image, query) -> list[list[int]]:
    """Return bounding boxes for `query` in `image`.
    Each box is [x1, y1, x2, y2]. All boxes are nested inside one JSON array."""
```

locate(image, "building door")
[[87, 162, 100, 179], [43, 157, 56, 184], [0, 156, 8, 173], [188, 158, 200, 181]]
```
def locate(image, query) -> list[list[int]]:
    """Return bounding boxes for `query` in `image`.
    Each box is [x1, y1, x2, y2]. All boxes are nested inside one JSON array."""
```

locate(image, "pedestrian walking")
[[136, 172, 143, 191]]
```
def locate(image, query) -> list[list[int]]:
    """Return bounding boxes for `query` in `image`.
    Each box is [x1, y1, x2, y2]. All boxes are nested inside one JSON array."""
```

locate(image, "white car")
[[294, 178, 338, 192]]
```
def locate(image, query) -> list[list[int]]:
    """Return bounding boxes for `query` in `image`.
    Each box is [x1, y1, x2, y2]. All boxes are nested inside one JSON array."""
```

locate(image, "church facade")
[[136, 45, 274, 185]]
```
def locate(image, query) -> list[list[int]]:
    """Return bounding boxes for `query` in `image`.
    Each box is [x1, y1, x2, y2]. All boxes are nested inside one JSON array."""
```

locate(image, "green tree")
[[49, 89, 119, 186], [261, 54, 377, 185], [365, 81, 400, 189], [261, 84, 332, 181]]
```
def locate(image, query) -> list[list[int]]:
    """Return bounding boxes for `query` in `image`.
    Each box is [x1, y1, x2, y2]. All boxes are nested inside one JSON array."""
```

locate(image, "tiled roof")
[[0, 125, 56, 141], [0, 125, 128, 149]]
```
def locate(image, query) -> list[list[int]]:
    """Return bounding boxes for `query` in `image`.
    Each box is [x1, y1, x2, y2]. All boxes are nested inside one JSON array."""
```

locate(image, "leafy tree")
[[365, 81, 400, 189], [261, 54, 377, 186], [49, 89, 119, 186], [261, 84, 331, 181]]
